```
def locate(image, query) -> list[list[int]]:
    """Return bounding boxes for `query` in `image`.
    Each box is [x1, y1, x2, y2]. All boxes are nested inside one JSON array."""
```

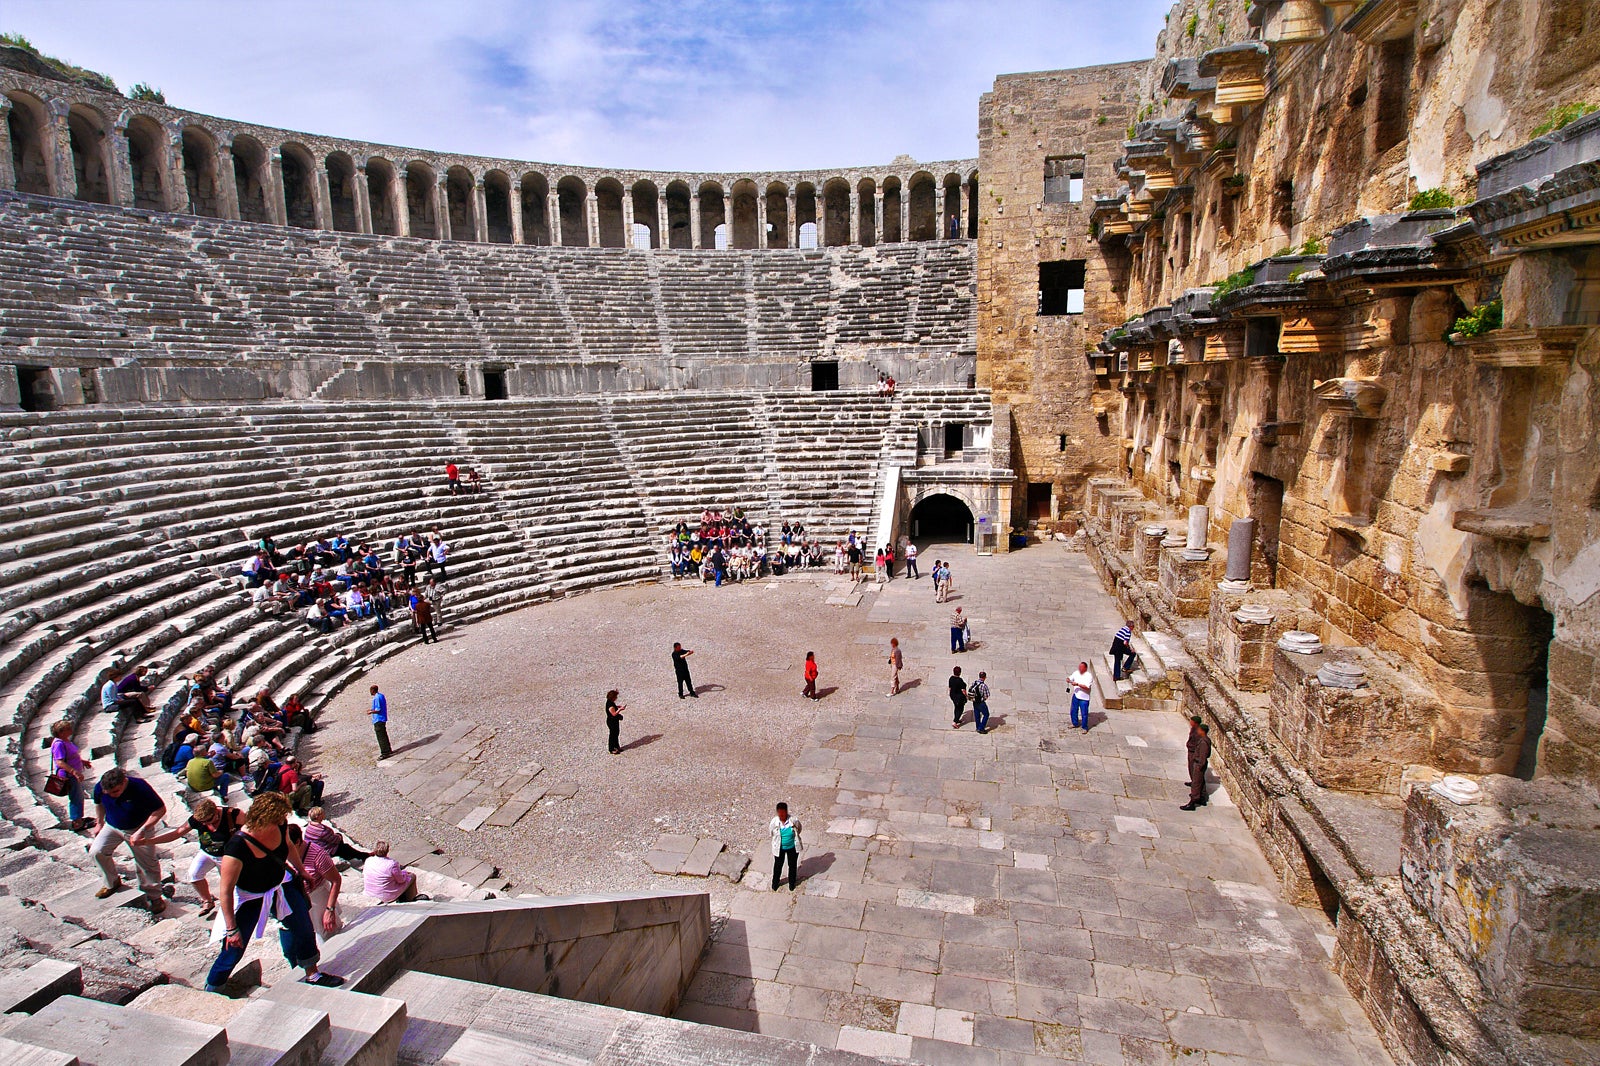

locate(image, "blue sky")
[[5, 1, 1171, 171]]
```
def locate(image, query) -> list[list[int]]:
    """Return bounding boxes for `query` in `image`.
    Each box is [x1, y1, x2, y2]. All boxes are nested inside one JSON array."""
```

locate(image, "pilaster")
[[109, 113, 134, 207], [313, 162, 333, 230], [657, 195, 670, 249], [690, 194, 702, 249], [586, 191, 599, 247], [473, 180, 488, 242], [874, 191, 885, 245], [46, 97, 76, 200], [849, 190, 860, 246], [935, 183, 946, 242], [623, 192, 636, 247], [353, 164, 373, 234], [164, 125, 187, 213], [756, 193, 768, 248], [434, 180, 451, 240], [509, 179, 524, 244], [216, 137, 241, 221], [267, 149, 287, 225], [786, 191, 797, 248], [0, 96, 13, 190], [547, 189, 560, 244]]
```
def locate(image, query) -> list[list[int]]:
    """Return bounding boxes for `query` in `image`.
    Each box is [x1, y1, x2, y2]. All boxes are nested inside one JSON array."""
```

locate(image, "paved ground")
[[311, 542, 1391, 1065]]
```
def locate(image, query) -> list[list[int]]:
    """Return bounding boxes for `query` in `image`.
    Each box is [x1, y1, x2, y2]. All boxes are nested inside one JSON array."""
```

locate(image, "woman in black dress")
[[204, 792, 342, 992], [605, 690, 625, 754]]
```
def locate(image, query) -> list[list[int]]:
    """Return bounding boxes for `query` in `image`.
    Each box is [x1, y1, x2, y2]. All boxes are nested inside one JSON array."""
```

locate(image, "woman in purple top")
[[49, 720, 91, 830]]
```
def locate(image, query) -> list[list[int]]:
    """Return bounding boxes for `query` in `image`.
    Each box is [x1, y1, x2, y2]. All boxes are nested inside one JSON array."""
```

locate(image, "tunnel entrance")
[[911, 493, 974, 544]]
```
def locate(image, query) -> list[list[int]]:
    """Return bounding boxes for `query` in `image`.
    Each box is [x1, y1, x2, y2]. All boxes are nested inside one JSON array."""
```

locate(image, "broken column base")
[[1208, 587, 1318, 692], [1157, 544, 1218, 617]]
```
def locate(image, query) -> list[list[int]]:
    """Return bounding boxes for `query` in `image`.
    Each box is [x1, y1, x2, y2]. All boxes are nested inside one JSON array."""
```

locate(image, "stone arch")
[[66, 103, 113, 204], [230, 135, 270, 223], [181, 125, 222, 217], [908, 171, 936, 241], [665, 180, 692, 249], [881, 176, 903, 243], [765, 181, 789, 248], [698, 181, 726, 248], [822, 177, 851, 247], [280, 142, 318, 229], [124, 113, 167, 210], [795, 182, 818, 247], [942, 172, 963, 240], [631, 179, 659, 248], [857, 177, 877, 247], [480, 169, 511, 243], [730, 178, 759, 249], [366, 157, 399, 235], [909, 489, 976, 544], [325, 151, 360, 232], [445, 165, 477, 241], [4, 91, 51, 195], [520, 171, 550, 245], [556, 175, 587, 246], [966, 169, 979, 238], [406, 161, 438, 239], [595, 176, 626, 247]]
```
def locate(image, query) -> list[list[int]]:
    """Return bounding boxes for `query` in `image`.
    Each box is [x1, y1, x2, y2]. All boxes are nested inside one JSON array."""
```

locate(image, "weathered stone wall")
[[976, 60, 1145, 535]]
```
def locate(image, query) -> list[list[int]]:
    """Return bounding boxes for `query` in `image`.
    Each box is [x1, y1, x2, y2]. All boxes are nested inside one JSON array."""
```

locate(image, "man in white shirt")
[[1069, 661, 1094, 732]]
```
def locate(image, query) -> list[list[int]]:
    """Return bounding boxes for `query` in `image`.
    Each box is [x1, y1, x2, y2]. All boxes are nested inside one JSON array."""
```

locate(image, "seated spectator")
[[282, 693, 316, 733], [304, 807, 369, 863], [293, 821, 342, 944], [363, 841, 423, 903], [464, 467, 483, 493], [241, 551, 276, 588], [114, 665, 156, 712], [161, 731, 200, 775], [185, 750, 231, 800], [101, 668, 147, 719], [279, 756, 325, 815]]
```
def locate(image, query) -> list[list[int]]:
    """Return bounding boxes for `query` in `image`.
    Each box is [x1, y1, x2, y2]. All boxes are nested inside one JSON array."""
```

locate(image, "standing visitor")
[[874, 546, 886, 584], [49, 720, 91, 831], [445, 461, 460, 495], [1181, 718, 1212, 810], [606, 690, 625, 754], [89, 768, 167, 912], [802, 652, 819, 701], [428, 536, 449, 581], [370, 685, 392, 759], [950, 606, 967, 653], [971, 671, 992, 734], [848, 542, 863, 580], [887, 637, 903, 696], [672, 643, 698, 699], [905, 541, 919, 579], [769, 802, 804, 892], [411, 595, 438, 644], [1069, 661, 1093, 732], [142, 798, 241, 919], [948, 665, 968, 728]]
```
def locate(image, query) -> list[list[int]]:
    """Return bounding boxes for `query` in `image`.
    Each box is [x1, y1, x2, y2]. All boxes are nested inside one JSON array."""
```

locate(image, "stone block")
[[1207, 589, 1315, 692], [1157, 545, 1218, 618], [1400, 777, 1600, 1039], [0, 959, 82, 1015], [260, 983, 407, 1066], [5, 996, 228, 1066], [1132, 522, 1170, 580]]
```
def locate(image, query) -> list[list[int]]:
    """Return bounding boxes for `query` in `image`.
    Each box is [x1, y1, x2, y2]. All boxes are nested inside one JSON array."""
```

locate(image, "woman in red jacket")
[[802, 652, 819, 701]]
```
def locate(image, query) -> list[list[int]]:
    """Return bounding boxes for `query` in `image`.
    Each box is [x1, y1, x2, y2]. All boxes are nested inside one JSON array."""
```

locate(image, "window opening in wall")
[[810, 360, 838, 392], [1513, 602, 1554, 781], [713, 223, 729, 250], [1373, 37, 1414, 155], [1043, 156, 1085, 204], [482, 369, 507, 401], [15, 367, 52, 411], [1038, 260, 1087, 315], [944, 423, 966, 459], [1059, 433, 1068, 452], [631, 223, 652, 249], [798, 221, 819, 250], [1027, 482, 1053, 521], [1246, 318, 1281, 359]]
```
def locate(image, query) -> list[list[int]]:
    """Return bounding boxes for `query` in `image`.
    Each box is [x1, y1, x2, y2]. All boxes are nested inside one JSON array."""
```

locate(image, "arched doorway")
[[910, 493, 974, 544], [125, 115, 168, 210], [232, 136, 271, 223]]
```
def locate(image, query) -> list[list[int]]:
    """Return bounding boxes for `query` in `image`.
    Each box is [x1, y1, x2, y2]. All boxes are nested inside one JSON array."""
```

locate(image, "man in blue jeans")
[[950, 607, 967, 653], [971, 671, 992, 734], [370, 685, 392, 759], [1069, 661, 1093, 731]]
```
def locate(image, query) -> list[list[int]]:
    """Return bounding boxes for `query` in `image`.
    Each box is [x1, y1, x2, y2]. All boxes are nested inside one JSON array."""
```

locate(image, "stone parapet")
[[1132, 520, 1172, 580]]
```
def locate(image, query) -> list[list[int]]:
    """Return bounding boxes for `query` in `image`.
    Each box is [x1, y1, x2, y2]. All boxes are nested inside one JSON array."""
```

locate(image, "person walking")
[[671, 643, 698, 699], [971, 671, 992, 734], [88, 768, 167, 912], [874, 546, 886, 584], [931, 560, 942, 600], [412, 595, 439, 644], [950, 606, 967, 653], [887, 638, 903, 696], [905, 541, 919, 579], [769, 802, 804, 892], [948, 665, 968, 728], [142, 797, 242, 919], [802, 652, 819, 701], [605, 690, 625, 753], [939, 561, 954, 602], [49, 719, 91, 831], [205, 792, 342, 992], [370, 685, 392, 759], [1069, 661, 1093, 732], [1181, 718, 1212, 810], [1111, 621, 1135, 681]]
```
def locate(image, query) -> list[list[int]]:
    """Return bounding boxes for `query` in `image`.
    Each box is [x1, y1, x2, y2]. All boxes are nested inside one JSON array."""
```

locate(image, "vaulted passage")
[[367, 159, 399, 235], [911, 493, 974, 543], [231, 137, 270, 224], [557, 176, 587, 246], [67, 106, 111, 204], [327, 153, 359, 232], [520, 172, 550, 245], [484, 171, 512, 243], [181, 128, 221, 217], [6, 95, 50, 195], [281, 146, 318, 229], [406, 164, 437, 239]]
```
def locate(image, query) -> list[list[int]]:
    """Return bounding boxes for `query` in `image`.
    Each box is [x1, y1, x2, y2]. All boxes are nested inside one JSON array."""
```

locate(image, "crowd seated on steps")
[[666, 508, 837, 583], [241, 529, 448, 638]]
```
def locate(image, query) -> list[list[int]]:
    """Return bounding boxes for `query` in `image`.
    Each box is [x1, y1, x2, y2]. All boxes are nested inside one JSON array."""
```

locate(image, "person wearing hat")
[[1180, 717, 1211, 810]]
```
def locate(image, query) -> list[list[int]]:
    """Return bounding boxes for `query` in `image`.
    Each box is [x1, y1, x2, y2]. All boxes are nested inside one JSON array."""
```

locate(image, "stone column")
[[434, 180, 452, 240], [313, 163, 333, 230], [657, 195, 670, 249], [392, 161, 410, 237], [547, 189, 561, 245], [46, 98, 76, 200], [849, 189, 860, 246], [1185, 504, 1210, 558], [756, 192, 768, 248], [622, 191, 636, 247], [934, 183, 946, 242], [165, 126, 188, 213], [899, 180, 909, 243], [267, 149, 287, 226], [586, 192, 599, 247], [216, 139, 240, 221], [109, 115, 134, 207], [353, 164, 373, 234], [473, 180, 488, 242], [1225, 518, 1255, 582], [690, 193, 702, 249], [874, 189, 885, 244], [509, 179, 524, 244], [786, 191, 797, 248], [0, 96, 14, 190]]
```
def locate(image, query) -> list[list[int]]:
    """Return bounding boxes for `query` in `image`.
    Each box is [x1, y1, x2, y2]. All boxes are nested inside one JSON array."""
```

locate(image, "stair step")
[[258, 982, 407, 1066], [3, 995, 229, 1066]]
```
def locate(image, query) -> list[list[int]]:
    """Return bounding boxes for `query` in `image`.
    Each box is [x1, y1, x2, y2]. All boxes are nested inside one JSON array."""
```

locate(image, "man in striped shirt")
[[1111, 622, 1134, 681]]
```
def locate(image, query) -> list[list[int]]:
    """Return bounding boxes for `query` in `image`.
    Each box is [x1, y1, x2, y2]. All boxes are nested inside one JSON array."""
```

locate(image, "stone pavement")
[[675, 542, 1391, 1066]]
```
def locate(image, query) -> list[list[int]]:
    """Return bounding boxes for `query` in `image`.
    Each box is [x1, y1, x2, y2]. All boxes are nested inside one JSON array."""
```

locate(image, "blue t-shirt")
[[101, 680, 121, 709], [371, 693, 388, 723], [93, 776, 163, 832]]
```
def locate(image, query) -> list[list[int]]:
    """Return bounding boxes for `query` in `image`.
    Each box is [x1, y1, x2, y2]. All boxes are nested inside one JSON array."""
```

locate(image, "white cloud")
[[5, 0, 1170, 171]]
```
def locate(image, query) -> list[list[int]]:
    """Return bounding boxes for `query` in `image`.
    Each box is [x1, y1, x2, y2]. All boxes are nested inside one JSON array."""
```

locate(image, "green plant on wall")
[[1450, 298, 1502, 340], [1097, 115, 1108, 126], [1213, 267, 1256, 298], [1532, 102, 1596, 137], [1, 31, 119, 93], [1408, 188, 1454, 211], [1186, 12, 1200, 37], [1299, 235, 1325, 255], [129, 83, 165, 104]]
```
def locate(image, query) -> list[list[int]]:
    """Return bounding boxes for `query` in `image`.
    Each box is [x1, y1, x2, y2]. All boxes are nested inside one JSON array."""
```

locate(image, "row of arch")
[[3, 88, 979, 248]]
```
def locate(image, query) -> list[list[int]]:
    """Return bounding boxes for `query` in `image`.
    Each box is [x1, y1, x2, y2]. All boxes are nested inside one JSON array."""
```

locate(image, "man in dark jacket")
[[1180, 717, 1211, 810]]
